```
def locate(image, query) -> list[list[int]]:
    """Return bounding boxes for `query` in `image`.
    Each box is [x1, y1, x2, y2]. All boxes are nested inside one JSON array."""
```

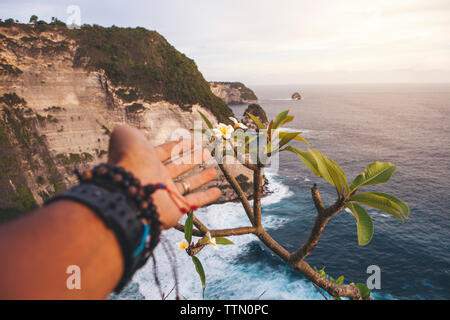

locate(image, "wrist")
[[46, 163, 164, 292]]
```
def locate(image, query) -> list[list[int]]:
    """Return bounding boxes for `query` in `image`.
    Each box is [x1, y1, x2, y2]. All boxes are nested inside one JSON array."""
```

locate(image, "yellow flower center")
[[178, 241, 188, 250], [220, 127, 228, 136]]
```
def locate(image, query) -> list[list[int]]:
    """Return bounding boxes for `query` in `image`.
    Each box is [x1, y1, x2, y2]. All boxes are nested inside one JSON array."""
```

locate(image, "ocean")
[[116, 84, 450, 300]]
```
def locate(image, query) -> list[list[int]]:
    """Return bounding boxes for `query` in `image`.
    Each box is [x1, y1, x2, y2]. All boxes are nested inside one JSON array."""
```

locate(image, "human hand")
[[108, 125, 221, 229]]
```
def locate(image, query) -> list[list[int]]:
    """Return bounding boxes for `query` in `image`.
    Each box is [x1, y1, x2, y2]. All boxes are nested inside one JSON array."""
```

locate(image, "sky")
[[1, 0, 450, 85]]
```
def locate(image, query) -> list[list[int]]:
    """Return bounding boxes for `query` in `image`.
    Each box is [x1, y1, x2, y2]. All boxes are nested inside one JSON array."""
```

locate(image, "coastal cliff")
[[0, 21, 260, 222], [209, 81, 258, 104]]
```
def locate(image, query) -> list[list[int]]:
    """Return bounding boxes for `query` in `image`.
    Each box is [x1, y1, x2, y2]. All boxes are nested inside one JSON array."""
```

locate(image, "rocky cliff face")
[[0, 22, 257, 222], [209, 82, 258, 104]]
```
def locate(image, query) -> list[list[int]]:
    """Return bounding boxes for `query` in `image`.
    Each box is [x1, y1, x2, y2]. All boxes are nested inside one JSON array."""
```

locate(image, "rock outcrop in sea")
[[292, 92, 302, 100], [241, 104, 269, 130], [209, 81, 258, 104]]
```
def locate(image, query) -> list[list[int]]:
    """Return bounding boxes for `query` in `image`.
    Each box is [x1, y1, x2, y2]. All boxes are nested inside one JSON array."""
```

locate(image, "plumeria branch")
[[226, 139, 259, 171], [174, 223, 257, 238], [175, 111, 374, 300], [192, 214, 209, 235], [253, 165, 263, 229], [215, 156, 363, 299], [218, 163, 255, 225], [289, 185, 345, 263]]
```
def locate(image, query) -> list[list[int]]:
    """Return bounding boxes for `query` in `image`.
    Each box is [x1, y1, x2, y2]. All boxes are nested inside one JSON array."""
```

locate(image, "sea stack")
[[241, 104, 268, 130], [292, 92, 302, 100]]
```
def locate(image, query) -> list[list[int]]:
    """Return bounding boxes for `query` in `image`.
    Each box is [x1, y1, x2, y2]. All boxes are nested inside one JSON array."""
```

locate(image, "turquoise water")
[[118, 84, 450, 300]]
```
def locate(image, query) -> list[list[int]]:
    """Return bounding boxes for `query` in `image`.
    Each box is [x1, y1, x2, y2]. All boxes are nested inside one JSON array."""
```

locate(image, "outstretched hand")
[[108, 125, 221, 229]]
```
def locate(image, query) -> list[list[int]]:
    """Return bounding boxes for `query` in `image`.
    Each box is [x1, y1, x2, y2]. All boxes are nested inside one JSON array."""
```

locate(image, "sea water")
[[116, 84, 450, 300]]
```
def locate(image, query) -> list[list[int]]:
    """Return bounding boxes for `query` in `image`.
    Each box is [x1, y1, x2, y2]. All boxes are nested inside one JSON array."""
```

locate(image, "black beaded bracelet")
[[46, 163, 165, 292]]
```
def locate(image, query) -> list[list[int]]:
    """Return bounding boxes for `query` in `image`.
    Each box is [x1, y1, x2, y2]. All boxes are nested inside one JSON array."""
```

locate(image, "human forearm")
[[0, 200, 123, 299]]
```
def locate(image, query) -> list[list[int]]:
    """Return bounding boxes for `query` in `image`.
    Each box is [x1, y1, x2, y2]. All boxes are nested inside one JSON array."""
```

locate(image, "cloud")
[[1, 0, 449, 84]]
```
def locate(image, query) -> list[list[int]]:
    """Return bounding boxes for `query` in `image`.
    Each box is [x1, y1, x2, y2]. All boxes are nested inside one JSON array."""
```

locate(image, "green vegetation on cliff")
[[0, 93, 64, 223], [70, 24, 233, 123], [0, 19, 234, 123]]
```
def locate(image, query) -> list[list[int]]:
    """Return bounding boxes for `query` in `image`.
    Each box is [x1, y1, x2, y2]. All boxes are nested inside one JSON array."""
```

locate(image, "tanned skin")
[[0, 125, 221, 299]]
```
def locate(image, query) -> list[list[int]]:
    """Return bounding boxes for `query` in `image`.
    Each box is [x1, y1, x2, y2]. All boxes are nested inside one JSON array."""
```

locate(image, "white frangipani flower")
[[206, 232, 218, 250], [213, 123, 234, 140], [177, 239, 189, 250], [229, 117, 248, 130]]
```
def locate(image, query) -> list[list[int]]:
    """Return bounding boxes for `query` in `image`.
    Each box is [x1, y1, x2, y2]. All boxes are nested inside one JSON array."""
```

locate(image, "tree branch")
[[289, 185, 345, 263], [255, 228, 362, 300], [192, 142, 363, 299], [218, 163, 255, 225], [174, 223, 256, 238], [295, 261, 362, 299], [227, 139, 259, 171], [311, 184, 325, 214], [253, 166, 263, 229], [192, 214, 209, 234]]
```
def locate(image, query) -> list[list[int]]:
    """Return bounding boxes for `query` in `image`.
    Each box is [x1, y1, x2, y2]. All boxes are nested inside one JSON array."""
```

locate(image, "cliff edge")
[[209, 81, 258, 104], [0, 20, 259, 222]]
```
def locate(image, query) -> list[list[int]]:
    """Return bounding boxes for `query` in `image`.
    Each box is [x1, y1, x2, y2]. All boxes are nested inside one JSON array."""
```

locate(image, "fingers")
[[185, 188, 222, 208], [175, 167, 217, 194], [165, 148, 211, 179], [109, 125, 155, 164], [155, 139, 194, 163]]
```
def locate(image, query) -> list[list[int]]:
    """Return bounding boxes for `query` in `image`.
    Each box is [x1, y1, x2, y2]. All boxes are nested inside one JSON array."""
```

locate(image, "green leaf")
[[346, 202, 374, 246], [215, 237, 235, 245], [197, 110, 213, 129], [370, 192, 409, 219], [355, 283, 371, 299], [314, 266, 327, 278], [326, 157, 349, 195], [277, 131, 309, 147], [279, 115, 294, 127], [200, 236, 234, 246], [199, 236, 209, 245], [349, 162, 397, 192], [335, 276, 344, 285], [309, 148, 343, 196], [293, 134, 309, 145], [191, 256, 206, 298], [330, 275, 344, 286], [273, 110, 290, 129], [268, 120, 274, 139], [184, 212, 194, 243], [349, 192, 405, 222], [247, 113, 266, 129], [274, 131, 302, 151], [284, 146, 320, 176]]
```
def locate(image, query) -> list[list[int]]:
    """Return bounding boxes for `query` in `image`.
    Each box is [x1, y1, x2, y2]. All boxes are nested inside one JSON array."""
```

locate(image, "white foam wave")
[[118, 170, 321, 300], [279, 127, 311, 135], [261, 168, 294, 206]]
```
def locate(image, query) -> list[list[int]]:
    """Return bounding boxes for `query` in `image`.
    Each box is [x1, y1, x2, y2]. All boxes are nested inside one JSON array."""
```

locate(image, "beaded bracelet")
[[48, 162, 196, 292], [74, 163, 166, 253]]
